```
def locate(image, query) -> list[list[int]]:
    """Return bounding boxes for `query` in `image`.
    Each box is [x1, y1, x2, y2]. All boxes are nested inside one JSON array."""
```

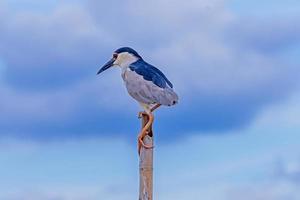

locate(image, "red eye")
[[113, 53, 118, 59]]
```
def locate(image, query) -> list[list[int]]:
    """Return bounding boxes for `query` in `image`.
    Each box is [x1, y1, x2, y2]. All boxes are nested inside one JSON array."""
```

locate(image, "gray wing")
[[123, 69, 178, 106]]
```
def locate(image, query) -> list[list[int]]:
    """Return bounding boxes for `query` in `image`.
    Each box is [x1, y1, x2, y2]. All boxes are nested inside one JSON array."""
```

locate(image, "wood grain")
[[139, 114, 153, 200]]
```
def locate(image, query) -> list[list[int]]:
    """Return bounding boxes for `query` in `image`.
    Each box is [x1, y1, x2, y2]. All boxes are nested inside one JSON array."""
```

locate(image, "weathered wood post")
[[139, 114, 153, 200]]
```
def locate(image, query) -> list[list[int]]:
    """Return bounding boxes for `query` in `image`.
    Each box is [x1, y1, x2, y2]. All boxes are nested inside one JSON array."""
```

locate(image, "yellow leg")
[[138, 112, 154, 154], [151, 104, 161, 112]]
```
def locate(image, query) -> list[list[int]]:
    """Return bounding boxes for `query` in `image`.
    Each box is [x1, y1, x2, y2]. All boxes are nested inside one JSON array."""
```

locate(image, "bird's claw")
[[138, 111, 147, 119], [137, 111, 154, 155], [138, 137, 154, 154]]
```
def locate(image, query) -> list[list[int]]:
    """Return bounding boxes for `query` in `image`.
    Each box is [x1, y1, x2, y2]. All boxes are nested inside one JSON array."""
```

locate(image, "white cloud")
[[226, 181, 300, 200], [0, 0, 299, 136], [255, 92, 300, 128]]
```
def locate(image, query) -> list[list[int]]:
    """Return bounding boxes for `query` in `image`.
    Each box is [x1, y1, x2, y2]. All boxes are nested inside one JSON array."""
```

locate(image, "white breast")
[[122, 69, 178, 106]]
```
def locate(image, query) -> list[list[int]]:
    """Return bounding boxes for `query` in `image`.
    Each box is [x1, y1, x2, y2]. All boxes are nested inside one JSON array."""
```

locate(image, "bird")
[[97, 47, 178, 154]]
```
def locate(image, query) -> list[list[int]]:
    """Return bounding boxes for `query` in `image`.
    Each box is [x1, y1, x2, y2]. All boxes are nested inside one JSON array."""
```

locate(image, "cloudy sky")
[[0, 0, 300, 199]]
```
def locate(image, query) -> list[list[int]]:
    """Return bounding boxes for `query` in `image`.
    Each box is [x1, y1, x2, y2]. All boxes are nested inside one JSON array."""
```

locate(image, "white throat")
[[114, 52, 139, 69]]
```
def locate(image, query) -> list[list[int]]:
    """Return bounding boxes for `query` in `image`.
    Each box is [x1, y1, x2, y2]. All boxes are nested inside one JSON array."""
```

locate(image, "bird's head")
[[97, 47, 142, 74]]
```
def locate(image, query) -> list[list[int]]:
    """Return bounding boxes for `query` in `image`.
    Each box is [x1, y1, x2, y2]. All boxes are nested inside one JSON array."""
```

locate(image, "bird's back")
[[123, 60, 178, 106], [129, 60, 173, 89]]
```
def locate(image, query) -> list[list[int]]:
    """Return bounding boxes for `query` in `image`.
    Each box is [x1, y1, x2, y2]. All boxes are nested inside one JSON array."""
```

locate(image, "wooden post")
[[139, 114, 153, 200]]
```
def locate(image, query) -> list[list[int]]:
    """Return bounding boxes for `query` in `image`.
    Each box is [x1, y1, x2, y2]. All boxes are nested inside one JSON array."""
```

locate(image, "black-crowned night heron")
[[97, 47, 178, 154]]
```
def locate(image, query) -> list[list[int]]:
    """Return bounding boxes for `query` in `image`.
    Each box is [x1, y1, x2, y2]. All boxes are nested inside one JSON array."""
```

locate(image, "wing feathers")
[[129, 60, 173, 89]]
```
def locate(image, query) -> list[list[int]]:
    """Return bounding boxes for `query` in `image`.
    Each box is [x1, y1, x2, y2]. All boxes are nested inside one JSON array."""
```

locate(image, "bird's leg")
[[138, 111, 146, 118], [151, 103, 161, 112], [138, 112, 154, 154], [138, 103, 160, 118]]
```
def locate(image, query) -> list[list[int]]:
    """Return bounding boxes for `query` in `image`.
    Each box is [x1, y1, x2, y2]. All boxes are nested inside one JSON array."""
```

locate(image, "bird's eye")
[[113, 53, 118, 59]]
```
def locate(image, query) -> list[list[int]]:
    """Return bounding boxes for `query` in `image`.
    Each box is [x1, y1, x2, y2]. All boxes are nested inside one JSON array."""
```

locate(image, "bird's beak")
[[97, 58, 115, 75]]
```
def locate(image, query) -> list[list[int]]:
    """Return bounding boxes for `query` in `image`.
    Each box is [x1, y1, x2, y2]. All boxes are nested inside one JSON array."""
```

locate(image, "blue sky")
[[0, 0, 300, 199]]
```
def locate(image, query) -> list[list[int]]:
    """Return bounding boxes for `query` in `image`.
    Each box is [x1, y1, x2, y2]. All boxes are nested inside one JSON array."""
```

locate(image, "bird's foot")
[[138, 111, 147, 119], [137, 111, 154, 155], [138, 134, 154, 154]]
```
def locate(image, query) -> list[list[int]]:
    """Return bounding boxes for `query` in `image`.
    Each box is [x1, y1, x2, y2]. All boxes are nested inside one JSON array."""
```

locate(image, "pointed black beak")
[[97, 58, 115, 75]]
